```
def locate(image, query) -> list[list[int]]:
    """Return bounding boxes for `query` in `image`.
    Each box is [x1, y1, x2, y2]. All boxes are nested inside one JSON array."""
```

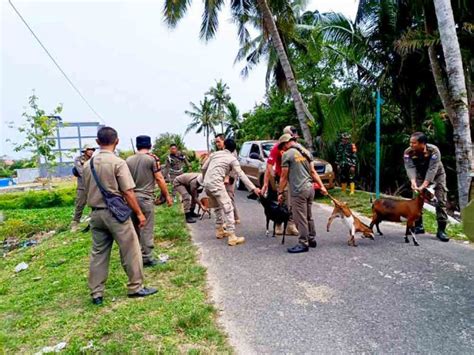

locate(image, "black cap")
[[136, 135, 152, 148]]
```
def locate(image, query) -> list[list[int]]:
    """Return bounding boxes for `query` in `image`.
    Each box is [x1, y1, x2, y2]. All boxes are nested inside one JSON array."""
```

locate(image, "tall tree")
[[185, 97, 216, 152], [163, 0, 315, 149], [224, 102, 242, 139], [206, 80, 231, 134], [431, 0, 472, 209]]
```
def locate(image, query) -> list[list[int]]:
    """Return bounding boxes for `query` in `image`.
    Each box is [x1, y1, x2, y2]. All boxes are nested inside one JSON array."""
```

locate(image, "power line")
[[8, 0, 106, 125]]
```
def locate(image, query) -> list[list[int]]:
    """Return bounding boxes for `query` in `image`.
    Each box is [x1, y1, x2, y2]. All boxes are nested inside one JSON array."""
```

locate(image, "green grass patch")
[[316, 188, 467, 241], [0, 187, 76, 210], [0, 204, 230, 353]]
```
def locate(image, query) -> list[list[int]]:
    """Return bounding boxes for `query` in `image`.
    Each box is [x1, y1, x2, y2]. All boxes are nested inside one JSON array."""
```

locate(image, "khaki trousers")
[[206, 186, 235, 232], [73, 188, 87, 222], [174, 184, 195, 213], [132, 196, 156, 263], [88, 210, 144, 297], [225, 182, 240, 220], [291, 188, 316, 245]]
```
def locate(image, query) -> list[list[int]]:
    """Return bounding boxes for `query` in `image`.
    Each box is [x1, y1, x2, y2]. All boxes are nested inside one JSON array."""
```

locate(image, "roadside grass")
[[0, 204, 231, 353], [316, 188, 467, 241]]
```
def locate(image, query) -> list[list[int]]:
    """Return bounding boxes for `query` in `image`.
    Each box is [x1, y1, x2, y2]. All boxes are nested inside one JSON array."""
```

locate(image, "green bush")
[[0, 187, 76, 210]]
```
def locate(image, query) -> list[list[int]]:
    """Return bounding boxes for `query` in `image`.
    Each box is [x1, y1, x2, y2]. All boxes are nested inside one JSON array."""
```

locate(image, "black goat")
[[259, 195, 290, 244]]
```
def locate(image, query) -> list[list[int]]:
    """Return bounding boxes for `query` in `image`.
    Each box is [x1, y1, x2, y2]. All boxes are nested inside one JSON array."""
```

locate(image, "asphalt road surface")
[[190, 191, 474, 354]]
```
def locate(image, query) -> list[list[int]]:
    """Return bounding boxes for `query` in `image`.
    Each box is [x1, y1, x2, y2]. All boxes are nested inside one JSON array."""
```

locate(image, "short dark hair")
[[411, 132, 428, 144], [224, 138, 236, 152], [97, 126, 118, 145], [170, 143, 177, 148], [215, 133, 225, 140]]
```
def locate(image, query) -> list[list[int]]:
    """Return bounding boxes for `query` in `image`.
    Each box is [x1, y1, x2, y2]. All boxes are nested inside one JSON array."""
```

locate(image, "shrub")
[[0, 187, 76, 210]]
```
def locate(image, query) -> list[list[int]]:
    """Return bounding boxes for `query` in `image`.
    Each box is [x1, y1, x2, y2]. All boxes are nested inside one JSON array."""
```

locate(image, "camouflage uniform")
[[165, 153, 190, 183], [404, 143, 448, 224], [335, 134, 357, 185]]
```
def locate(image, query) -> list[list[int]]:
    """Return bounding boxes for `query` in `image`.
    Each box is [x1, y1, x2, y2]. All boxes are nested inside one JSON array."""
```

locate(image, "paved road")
[[190, 191, 474, 354]]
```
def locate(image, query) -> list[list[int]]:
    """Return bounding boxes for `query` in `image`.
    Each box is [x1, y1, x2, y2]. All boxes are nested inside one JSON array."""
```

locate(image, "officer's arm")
[[201, 156, 211, 178], [278, 167, 289, 194], [74, 157, 84, 176], [404, 153, 417, 183], [231, 159, 256, 192], [423, 148, 442, 188], [154, 171, 171, 200], [123, 189, 146, 223]]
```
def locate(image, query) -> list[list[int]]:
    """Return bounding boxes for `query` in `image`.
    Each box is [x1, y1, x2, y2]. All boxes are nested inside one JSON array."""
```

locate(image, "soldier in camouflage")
[[165, 144, 191, 184], [335, 133, 357, 194], [404, 132, 450, 242]]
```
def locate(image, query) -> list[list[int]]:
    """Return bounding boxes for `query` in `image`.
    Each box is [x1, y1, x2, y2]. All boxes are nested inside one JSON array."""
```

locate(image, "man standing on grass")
[[70, 144, 95, 232], [126, 135, 173, 267], [278, 134, 328, 253], [202, 138, 261, 246], [83, 127, 157, 305]]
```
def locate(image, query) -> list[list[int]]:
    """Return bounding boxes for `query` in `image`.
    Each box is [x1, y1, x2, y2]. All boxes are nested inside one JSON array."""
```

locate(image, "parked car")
[[236, 140, 335, 190]]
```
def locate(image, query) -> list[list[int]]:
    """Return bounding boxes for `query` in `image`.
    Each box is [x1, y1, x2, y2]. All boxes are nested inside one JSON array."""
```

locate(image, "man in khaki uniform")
[[71, 144, 95, 232], [215, 134, 240, 223], [173, 172, 205, 223], [404, 132, 450, 242], [202, 138, 261, 246], [126, 135, 173, 267], [83, 127, 157, 305], [278, 134, 328, 253]]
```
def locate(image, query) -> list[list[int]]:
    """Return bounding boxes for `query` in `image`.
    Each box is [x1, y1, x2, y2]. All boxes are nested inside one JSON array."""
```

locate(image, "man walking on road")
[[71, 144, 95, 232], [261, 125, 300, 236], [173, 172, 205, 224], [404, 132, 450, 242], [83, 127, 157, 305], [278, 134, 328, 253], [215, 133, 240, 223], [202, 138, 261, 246], [126, 135, 173, 267]]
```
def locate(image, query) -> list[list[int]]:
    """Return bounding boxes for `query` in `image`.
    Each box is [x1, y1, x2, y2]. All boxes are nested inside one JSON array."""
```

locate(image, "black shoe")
[[128, 287, 158, 298], [308, 239, 317, 248], [414, 226, 425, 234], [287, 244, 309, 253], [185, 212, 196, 224], [436, 222, 450, 242], [189, 211, 201, 218], [92, 296, 103, 305], [143, 259, 158, 267]]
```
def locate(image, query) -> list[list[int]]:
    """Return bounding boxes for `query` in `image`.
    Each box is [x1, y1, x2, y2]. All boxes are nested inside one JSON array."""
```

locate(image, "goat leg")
[[266, 217, 270, 237], [282, 221, 288, 245], [326, 212, 338, 232], [408, 222, 419, 246]]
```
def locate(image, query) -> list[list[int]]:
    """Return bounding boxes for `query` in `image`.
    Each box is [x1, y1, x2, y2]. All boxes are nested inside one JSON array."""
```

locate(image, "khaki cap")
[[82, 144, 96, 152], [283, 125, 298, 137], [278, 133, 294, 146]]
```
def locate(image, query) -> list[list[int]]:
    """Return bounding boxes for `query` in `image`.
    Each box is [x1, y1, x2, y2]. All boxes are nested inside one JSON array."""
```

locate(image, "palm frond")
[[163, 0, 191, 27], [200, 0, 225, 41], [394, 28, 440, 55]]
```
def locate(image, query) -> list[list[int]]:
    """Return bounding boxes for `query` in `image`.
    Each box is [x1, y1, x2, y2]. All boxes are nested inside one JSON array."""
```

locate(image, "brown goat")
[[369, 188, 435, 246], [326, 195, 374, 247], [198, 196, 211, 220]]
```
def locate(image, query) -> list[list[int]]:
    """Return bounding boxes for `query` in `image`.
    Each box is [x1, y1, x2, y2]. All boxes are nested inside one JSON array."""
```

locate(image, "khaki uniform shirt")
[[126, 153, 159, 198], [83, 150, 136, 208], [281, 145, 314, 195], [74, 154, 88, 189], [404, 143, 445, 183], [202, 149, 256, 191], [174, 172, 202, 201]]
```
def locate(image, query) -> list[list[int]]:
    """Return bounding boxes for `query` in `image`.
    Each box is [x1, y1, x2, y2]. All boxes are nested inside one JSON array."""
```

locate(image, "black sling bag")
[[90, 158, 132, 223]]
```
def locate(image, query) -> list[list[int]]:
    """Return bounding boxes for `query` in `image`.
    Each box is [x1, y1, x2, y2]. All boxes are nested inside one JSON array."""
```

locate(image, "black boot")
[[189, 209, 201, 218], [414, 217, 425, 234], [185, 212, 196, 224], [436, 221, 450, 242]]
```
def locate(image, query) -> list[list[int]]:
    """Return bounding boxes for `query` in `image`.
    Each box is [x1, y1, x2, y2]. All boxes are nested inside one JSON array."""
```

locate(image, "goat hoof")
[[272, 234, 276, 238], [414, 242, 419, 246], [404, 237, 409, 243]]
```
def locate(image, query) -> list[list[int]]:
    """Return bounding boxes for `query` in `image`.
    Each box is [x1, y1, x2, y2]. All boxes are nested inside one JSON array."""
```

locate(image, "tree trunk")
[[256, 0, 314, 150], [433, 0, 473, 209]]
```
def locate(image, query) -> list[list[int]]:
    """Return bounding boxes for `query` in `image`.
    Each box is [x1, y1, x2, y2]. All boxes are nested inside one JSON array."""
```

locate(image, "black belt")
[[91, 207, 107, 211]]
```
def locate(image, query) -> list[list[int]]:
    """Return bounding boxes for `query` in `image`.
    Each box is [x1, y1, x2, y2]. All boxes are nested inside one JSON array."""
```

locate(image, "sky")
[[1, 0, 358, 159]]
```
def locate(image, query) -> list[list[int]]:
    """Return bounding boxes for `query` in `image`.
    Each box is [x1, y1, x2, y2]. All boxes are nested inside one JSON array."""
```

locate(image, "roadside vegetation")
[[0, 188, 230, 353]]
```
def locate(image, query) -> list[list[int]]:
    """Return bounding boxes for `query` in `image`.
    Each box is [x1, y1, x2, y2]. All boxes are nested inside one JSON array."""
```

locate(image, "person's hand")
[[253, 188, 261, 196], [166, 195, 173, 207], [224, 176, 230, 185], [349, 166, 356, 174], [261, 183, 268, 195], [278, 193, 284, 205], [137, 213, 146, 229], [320, 186, 328, 196], [411, 181, 419, 191]]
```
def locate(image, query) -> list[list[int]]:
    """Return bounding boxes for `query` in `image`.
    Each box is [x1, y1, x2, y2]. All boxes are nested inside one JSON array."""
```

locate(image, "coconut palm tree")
[[206, 80, 231, 134], [163, 0, 315, 149], [224, 102, 242, 139], [185, 97, 216, 152]]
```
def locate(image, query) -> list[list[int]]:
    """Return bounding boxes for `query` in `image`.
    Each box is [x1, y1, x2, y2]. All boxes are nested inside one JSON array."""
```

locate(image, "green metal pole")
[[376, 89, 381, 199]]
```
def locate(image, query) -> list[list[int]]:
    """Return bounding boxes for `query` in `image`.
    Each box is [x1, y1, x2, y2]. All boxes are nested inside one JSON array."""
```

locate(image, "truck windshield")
[[261, 142, 275, 158]]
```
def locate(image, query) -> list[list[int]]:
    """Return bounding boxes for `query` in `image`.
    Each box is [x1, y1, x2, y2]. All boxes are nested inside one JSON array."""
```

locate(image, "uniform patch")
[[431, 154, 438, 160]]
